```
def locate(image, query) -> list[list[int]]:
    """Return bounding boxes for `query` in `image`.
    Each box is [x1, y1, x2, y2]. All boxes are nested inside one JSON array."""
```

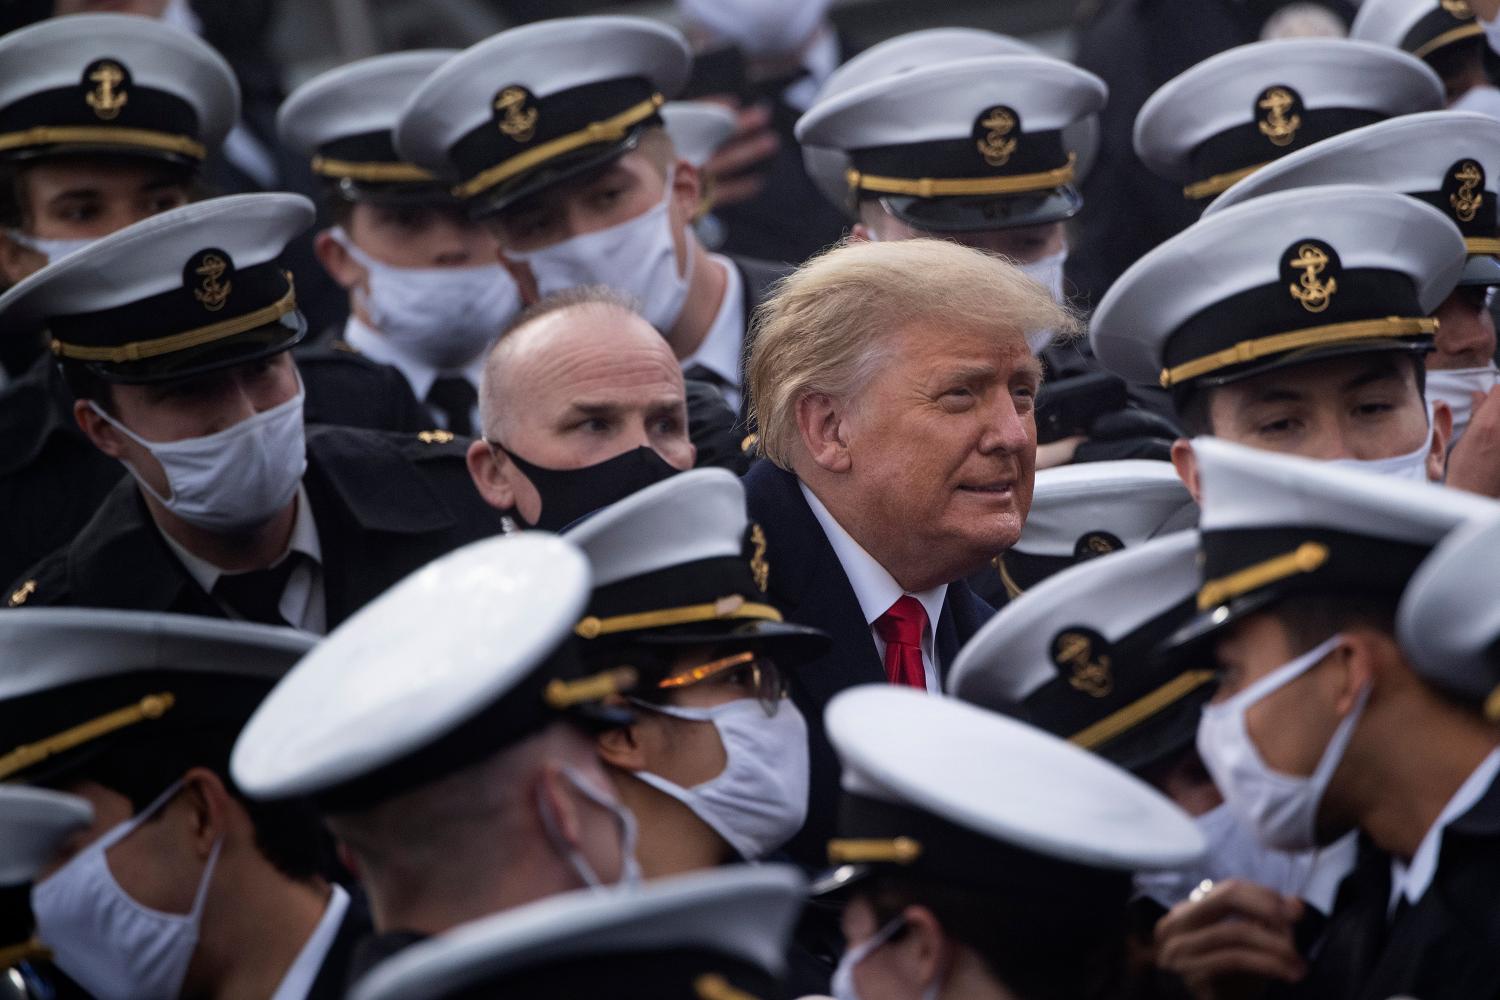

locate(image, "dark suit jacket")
[[7, 424, 504, 627], [743, 461, 995, 867], [1286, 767, 1500, 1000], [0, 350, 428, 586]]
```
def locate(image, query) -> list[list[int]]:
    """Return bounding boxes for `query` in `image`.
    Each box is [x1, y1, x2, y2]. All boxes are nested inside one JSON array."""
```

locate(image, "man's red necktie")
[[874, 595, 928, 689]]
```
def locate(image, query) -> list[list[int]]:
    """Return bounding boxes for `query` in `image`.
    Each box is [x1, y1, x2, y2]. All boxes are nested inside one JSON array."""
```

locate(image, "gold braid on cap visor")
[[845, 153, 1076, 200], [1159, 316, 1438, 388]]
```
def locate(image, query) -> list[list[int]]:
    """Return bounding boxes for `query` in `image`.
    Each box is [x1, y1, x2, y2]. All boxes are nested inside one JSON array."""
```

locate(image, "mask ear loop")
[[534, 766, 642, 891]]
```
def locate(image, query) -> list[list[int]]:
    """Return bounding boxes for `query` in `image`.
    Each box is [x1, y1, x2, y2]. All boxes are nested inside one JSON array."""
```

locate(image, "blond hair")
[[747, 238, 1078, 469]]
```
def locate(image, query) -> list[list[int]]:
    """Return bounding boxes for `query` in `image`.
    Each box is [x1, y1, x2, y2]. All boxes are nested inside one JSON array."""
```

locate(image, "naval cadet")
[[1153, 439, 1500, 1000], [816, 685, 1204, 1000], [565, 469, 829, 876], [0, 608, 371, 1000], [0, 193, 504, 630], [1203, 110, 1500, 490], [279, 50, 518, 436], [1352, 0, 1495, 105], [0, 786, 92, 1000], [232, 533, 641, 975], [1134, 38, 1443, 211], [1090, 187, 1472, 493], [350, 866, 807, 1000], [395, 16, 787, 417], [0, 15, 429, 586]]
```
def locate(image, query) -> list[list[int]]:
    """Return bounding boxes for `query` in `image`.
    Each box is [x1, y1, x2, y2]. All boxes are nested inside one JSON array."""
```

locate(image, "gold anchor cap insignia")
[[973, 105, 1020, 168], [83, 59, 129, 121], [1074, 531, 1124, 560], [494, 85, 539, 144], [1255, 85, 1302, 148], [186, 249, 233, 313], [1283, 239, 1338, 314], [1052, 627, 1114, 699], [1449, 160, 1485, 224]]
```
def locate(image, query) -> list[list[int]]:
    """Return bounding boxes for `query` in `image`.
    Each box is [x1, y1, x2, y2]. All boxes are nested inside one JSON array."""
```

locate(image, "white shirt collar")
[[342, 315, 485, 406], [162, 484, 322, 595], [679, 255, 745, 408], [269, 884, 351, 1000], [798, 480, 947, 634], [1390, 745, 1500, 913]]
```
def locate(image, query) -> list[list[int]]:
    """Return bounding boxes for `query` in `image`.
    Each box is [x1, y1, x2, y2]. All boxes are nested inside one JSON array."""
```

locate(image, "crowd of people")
[[4, 0, 1500, 997]]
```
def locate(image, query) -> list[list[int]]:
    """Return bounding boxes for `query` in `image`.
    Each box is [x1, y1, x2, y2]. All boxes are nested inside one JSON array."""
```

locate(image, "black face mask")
[[492, 442, 681, 531]]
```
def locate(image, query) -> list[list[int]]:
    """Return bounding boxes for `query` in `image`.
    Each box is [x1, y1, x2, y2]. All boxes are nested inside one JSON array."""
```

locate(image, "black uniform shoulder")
[[296, 345, 428, 434]]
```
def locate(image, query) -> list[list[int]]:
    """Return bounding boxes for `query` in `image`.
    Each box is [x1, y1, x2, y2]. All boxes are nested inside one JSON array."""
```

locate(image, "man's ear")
[[669, 158, 702, 221], [313, 228, 365, 290], [795, 392, 853, 474], [892, 905, 951, 990], [178, 767, 234, 859], [1170, 437, 1202, 503], [1429, 398, 1454, 482], [1330, 630, 1385, 716], [467, 437, 516, 512], [537, 763, 583, 847], [849, 222, 872, 242], [74, 397, 127, 459], [595, 717, 649, 773]]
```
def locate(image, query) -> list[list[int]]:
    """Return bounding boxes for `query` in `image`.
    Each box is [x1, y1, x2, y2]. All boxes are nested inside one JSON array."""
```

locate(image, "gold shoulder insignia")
[[8, 579, 36, 607], [418, 429, 456, 444], [740, 432, 759, 454]]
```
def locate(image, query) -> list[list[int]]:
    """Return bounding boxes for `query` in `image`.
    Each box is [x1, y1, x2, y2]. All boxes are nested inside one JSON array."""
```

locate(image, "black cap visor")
[[879, 183, 1082, 234]]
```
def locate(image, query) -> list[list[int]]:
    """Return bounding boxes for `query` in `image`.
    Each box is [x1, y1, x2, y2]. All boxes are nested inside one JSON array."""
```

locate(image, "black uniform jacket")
[[0, 349, 429, 586], [6, 424, 504, 625], [742, 460, 995, 868], [1287, 766, 1500, 1000]]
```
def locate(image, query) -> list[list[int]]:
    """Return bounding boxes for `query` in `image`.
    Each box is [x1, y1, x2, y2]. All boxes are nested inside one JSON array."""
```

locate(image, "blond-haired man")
[[744, 236, 1074, 864]]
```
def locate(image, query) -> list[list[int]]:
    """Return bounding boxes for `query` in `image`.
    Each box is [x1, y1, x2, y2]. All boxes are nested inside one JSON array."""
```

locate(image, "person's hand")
[[1036, 435, 1086, 469], [701, 102, 780, 206], [1155, 879, 1307, 1000], [1445, 387, 1500, 498]]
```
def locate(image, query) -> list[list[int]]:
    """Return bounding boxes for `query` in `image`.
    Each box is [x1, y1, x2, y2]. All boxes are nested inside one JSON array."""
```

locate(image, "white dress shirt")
[[162, 484, 327, 634], [1389, 745, 1500, 916], [679, 254, 746, 411], [343, 316, 485, 432], [800, 481, 947, 692], [269, 884, 351, 1000]]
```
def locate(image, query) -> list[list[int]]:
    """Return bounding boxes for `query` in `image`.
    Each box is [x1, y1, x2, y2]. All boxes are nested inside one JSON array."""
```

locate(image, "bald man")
[[466, 287, 696, 531]]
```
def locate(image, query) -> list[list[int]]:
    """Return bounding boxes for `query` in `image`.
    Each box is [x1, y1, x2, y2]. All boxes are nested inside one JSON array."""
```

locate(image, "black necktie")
[[212, 554, 304, 628], [426, 377, 477, 436]]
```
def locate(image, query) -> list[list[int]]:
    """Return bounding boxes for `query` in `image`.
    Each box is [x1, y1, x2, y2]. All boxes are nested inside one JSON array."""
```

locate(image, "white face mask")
[[6, 229, 94, 265], [832, 915, 940, 1000], [628, 696, 809, 860], [1133, 800, 1316, 909], [1327, 410, 1436, 482], [678, 0, 830, 56], [536, 765, 643, 892], [330, 228, 518, 371], [1017, 247, 1069, 355], [1426, 366, 1498, 447], [91, 380, 307, 533], [506, 171, 693, 334], [1197, 634, 1368, 852], [31, 781, 222, 1000]]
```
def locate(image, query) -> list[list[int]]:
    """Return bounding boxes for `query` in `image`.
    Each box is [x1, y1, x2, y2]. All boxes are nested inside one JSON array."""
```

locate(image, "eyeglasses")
[[657, 650, 788, 716]]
